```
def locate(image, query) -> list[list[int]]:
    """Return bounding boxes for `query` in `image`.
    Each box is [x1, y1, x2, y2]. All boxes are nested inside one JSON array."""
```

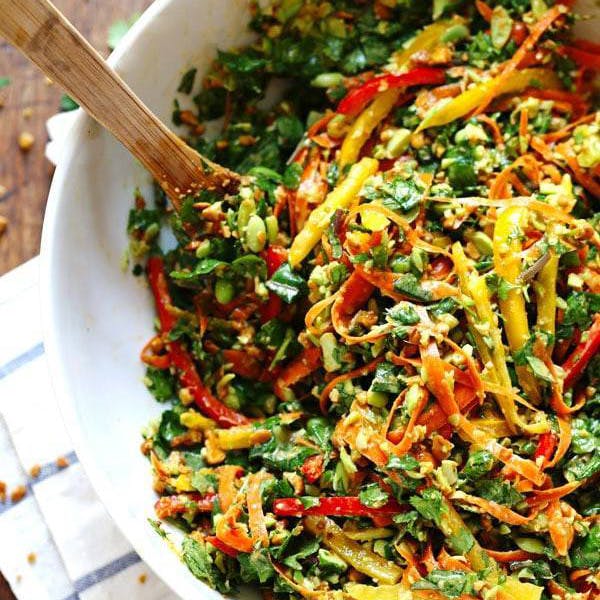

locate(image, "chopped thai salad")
[[127, 1, 600, 598]]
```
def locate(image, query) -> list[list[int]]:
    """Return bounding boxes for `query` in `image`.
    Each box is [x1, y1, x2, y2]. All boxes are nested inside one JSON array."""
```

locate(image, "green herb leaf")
[[359, 483, 389, 508], [144, 367, 176, 402], [571, 525, 600, 568], [182, 537, 230, 593], [0, 77, 9, 89], [178, 68, 198, 94], [238, 549, 275, 583], [266, 263, 308, 304], [410, 487, 445, 525], [387, 455, 419, 471], [394, 274, 433, 302]]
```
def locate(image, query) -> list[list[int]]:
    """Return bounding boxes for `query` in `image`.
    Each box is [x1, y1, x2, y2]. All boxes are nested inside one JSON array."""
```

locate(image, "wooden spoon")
[[0, 0, 241, 208]]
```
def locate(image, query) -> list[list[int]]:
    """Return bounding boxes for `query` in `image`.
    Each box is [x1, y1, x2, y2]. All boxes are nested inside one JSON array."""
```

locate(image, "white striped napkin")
[[0, 258, 177, 600], [0, 110, 179, 599]]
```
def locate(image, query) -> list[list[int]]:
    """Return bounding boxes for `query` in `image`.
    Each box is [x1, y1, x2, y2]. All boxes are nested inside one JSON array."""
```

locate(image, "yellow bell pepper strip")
[[493, 206, 541, 403], [289, 157, 378, 267], [417, 68, 560, 132], [535, 250, 559, 346], [214, 426, 271, 450], [339, 89, 401, 168], [453, 241, 523, 432], [497, 576, 544, 600], [303, 515, 403, 585], [391, 17, 465, 72]]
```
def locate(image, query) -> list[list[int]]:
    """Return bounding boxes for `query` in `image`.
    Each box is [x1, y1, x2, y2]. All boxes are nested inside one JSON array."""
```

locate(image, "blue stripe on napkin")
[[0, 342, 44, 380]]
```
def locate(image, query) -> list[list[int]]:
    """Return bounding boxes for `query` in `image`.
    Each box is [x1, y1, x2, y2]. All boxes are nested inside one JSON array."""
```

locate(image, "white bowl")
[[40, 1, 599, 598], [40, 1, 256, 598]]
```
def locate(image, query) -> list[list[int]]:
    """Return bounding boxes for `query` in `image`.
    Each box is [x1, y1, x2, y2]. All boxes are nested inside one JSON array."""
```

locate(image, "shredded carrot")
[[305, 293, 338, 335], [546, 499, 575, 557], [215, 502, 254, 553], [557, 144, 600, 197], [452, 492, 537, 526], [217, 465, 243, 512], [247, 471, 272, 547], [529, 481, 581, 504], [486, 440, 547, 486], [483, 548, 539, 562], [475, 6, 567, 115], [519, 109, 529, 153], [546, 417, 572, 468], [476, 115, 504, 147], [475, 0, 493, 21]]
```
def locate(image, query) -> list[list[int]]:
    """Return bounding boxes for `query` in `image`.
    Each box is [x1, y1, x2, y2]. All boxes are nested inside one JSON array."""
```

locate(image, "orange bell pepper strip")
[[215, 502, 254, 553], [273, 345, 322, 400], [147, 256, 250, 428]]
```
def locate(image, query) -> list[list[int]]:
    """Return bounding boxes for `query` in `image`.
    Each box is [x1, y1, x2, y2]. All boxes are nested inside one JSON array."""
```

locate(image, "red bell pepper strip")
[[273, 496, 404, 518], [206, 535, 239, 558], [562, 315, 600, 389], [259, 245, 289, 323], [560, 45, 600, 71], [336, 68, 446, 117], [534, 432, 557, 463], [147, 256, 250, 428]]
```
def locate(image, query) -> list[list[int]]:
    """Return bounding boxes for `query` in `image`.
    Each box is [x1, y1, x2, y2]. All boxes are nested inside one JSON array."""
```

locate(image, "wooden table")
[[0, 3, 152, 597], [0, 0, 152, 276]]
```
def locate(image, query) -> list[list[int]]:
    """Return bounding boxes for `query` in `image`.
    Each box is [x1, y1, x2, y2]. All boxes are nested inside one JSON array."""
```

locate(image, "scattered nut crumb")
[[0, 216, 7, 237], [15, 575, 22, 583], [56, 456, 69, 469], [27, 552, 36, 565], [138, 573, 147, 584], [22, 107, 33, 119], [29, 464, 41, 478], [11, 485, 27, 503], [0, 481, 6, 502], [45, 77, 53, 86], [18, 131, 35, 152]]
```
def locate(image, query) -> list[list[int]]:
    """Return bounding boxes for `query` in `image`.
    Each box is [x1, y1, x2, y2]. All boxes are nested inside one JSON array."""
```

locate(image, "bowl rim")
[[39, 1, 215, 598]]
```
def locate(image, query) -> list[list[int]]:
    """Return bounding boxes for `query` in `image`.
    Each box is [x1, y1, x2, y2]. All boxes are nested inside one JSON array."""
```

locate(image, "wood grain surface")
[[0, 3, 152, 597], [0, 0, 152, 277]]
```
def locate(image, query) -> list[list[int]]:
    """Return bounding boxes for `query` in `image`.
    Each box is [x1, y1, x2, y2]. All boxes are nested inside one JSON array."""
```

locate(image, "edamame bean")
[[195, 239, 211, 259], [265, 215, 279, 244], [311, 72, 344, 88], [386, 128, 412, 158], [215, 279, 235, 304], [441, 24, 469, 44], [246, 214, 267, 253], [237, 199, 256, 238]]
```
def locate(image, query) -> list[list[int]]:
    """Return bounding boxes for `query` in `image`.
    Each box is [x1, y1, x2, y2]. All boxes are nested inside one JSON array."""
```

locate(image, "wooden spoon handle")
[[0, 0, 240, 205]]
